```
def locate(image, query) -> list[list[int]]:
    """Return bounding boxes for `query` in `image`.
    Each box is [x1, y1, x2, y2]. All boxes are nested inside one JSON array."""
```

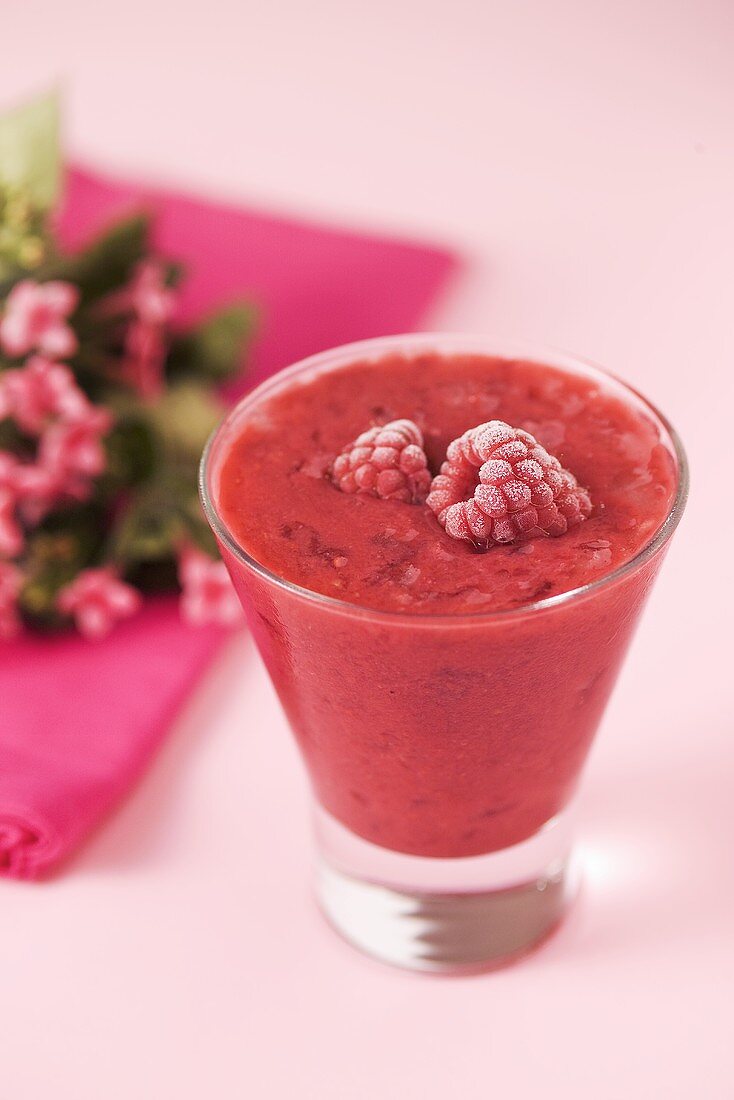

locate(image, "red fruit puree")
[[214, 352, 678, 857]]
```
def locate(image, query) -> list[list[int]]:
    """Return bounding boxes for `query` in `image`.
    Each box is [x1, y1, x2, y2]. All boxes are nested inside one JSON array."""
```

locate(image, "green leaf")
[[41, 213, 151, 304], [126, 557, 179, 594], [108, 487, 184, 565], [0, 416, 32, 456], [19, 504, 106, 628], [103, 414, 159, 489], [167, 302, 256, 382], [147, 380, 225, 460], [180, 502, 219, 557], [0, 90, 61, 210]]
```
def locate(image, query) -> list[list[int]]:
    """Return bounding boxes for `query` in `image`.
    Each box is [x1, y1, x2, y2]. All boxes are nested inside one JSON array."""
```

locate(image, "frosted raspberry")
[[427, 420, 591, 550], [331, 419, 432, 504]]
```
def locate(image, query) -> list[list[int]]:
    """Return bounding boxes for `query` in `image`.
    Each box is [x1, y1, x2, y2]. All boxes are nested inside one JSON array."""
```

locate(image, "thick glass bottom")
[[313, 805, 578, 974]]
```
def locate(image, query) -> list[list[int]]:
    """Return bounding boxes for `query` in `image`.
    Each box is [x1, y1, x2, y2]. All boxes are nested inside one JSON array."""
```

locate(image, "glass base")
[[314, 806, 578, 974]]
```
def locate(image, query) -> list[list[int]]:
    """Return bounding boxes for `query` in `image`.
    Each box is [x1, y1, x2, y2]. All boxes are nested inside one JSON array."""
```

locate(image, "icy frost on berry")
[[426, 419, 591, 550], [331, 419, 431, 504]]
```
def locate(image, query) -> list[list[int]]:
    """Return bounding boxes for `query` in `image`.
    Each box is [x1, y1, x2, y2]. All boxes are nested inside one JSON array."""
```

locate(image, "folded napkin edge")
[[0, 807, 63, 881]]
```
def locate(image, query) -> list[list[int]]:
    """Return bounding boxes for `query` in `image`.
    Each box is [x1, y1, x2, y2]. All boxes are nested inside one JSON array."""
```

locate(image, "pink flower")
[[0, 280, 79, 360], [120, 260, 175, 399], [0, 451, 19, 490], [12, 461, 62, 525], [0, 454, 23, 558], [0, 380, 10, 422], [123, 318, 167, 399], [0, 356, 89, 435], [129, 260, 175, 326], [178, 545, 242, 627], [0, 359, 113, 513], [57, 567, 141, 640], [1, 447, 65, 528], [0, 560, 23, 639], [0, 486, 23, 559], [38, 405, 112, 501]]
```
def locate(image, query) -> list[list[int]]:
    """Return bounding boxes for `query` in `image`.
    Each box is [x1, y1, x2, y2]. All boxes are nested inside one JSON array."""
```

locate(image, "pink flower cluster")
[[49, 547, 244, 641], [0, 365, 112, 544], [121, 260, 175, 399], [0, 283, 113, 530], [1, 278, 240, 641], [1, 280, 115, 637]]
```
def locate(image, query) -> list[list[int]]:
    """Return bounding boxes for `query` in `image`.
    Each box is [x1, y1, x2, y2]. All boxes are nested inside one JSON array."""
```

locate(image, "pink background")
[[1, 1, 732, 1097]]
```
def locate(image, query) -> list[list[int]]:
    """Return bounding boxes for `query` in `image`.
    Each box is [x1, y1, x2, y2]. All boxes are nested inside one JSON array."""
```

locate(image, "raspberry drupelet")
[[331, 419, 432, 504], [426, 420, 591, 549]]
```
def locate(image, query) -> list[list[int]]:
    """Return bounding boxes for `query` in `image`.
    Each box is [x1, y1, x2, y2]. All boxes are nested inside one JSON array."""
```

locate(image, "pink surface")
[[0, 166, 455, 878], [0, 2, 732, 1098]]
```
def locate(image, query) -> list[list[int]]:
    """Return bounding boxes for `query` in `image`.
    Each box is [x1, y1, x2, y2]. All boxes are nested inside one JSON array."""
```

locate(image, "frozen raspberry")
[[426, 420, 591, 549], [331, 419, 432, 504]]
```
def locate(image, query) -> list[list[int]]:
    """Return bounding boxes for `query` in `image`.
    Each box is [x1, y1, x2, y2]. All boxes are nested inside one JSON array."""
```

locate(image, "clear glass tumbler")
[[200, 335, 687, 974]]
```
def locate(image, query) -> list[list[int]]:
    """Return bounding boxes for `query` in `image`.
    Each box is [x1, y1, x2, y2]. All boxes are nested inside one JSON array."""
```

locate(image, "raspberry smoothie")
[[205, 339, 682, 861]]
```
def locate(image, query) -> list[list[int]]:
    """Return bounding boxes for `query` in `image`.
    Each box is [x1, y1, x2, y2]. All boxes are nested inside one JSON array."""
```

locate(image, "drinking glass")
[[200, 335, 687, 974]]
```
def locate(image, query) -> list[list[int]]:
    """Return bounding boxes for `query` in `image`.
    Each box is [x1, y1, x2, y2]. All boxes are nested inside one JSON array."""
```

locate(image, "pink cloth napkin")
[[0, 166, 456, 879]]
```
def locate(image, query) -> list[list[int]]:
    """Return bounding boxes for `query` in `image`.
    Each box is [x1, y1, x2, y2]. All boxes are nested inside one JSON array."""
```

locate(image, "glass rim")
[[199, 332, 689, 625]]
